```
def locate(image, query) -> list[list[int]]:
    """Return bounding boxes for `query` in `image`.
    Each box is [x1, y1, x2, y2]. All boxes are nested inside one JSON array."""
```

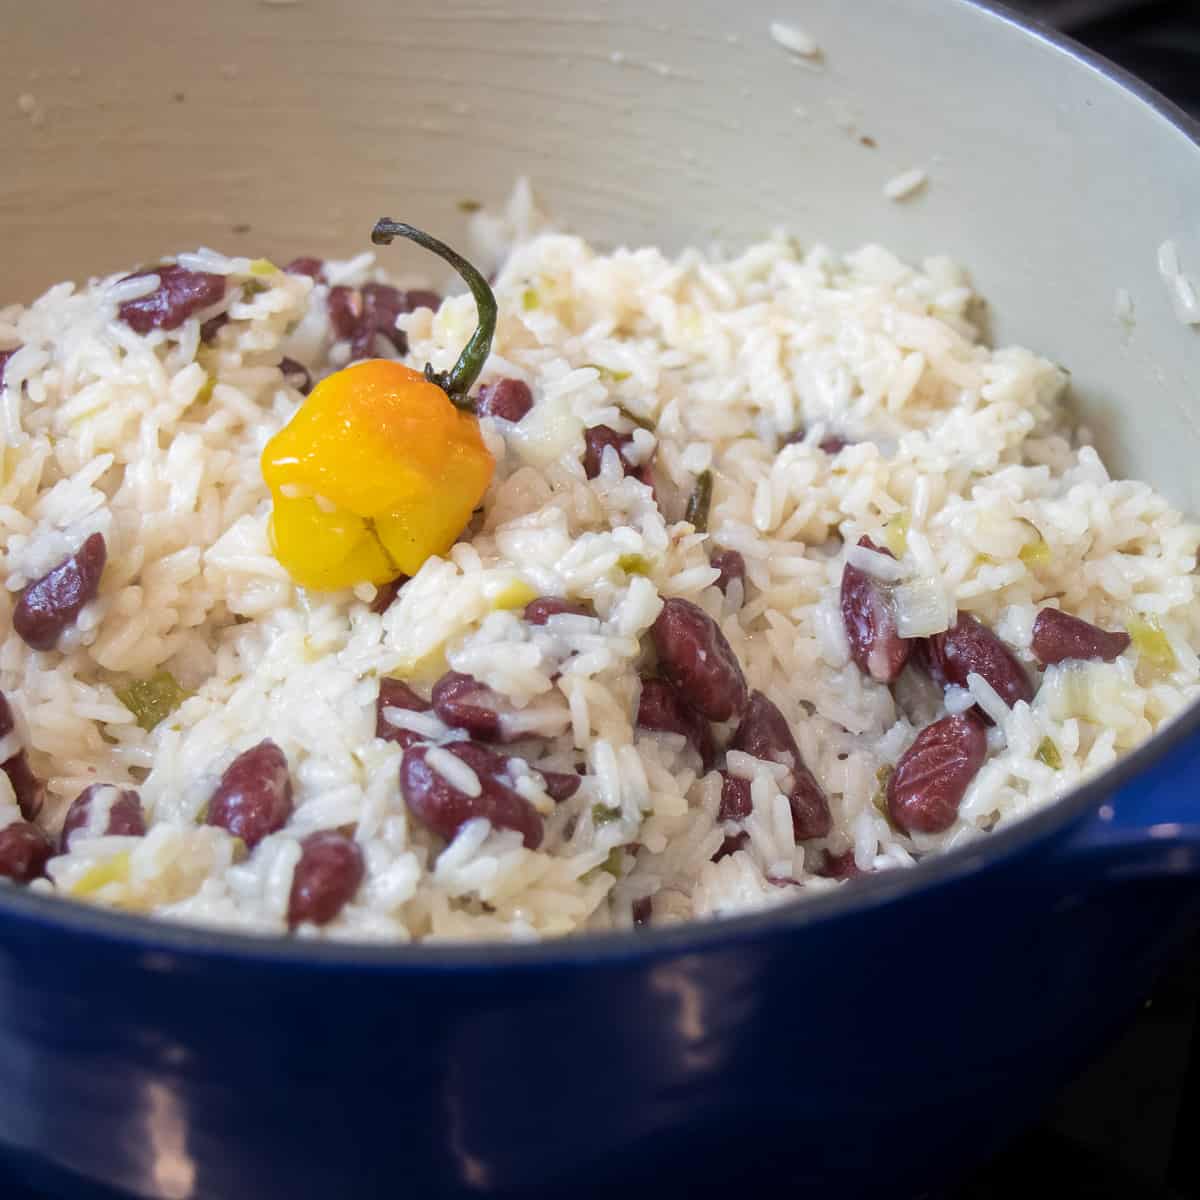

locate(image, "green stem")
[[370, 219, 496, 408]]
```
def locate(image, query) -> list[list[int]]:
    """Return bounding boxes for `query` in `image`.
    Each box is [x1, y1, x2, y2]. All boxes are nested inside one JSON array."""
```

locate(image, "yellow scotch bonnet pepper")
[[261, 222, 498, 591]]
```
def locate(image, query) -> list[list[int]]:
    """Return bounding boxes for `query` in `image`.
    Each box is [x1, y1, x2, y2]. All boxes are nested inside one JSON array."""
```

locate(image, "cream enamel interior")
[[3, 0, 1198, 512]]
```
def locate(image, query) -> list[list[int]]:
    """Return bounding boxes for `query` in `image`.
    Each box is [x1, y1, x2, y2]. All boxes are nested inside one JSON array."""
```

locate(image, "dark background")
[[954, 1, 1200, 1195], [1009, 0, 1200, 120]]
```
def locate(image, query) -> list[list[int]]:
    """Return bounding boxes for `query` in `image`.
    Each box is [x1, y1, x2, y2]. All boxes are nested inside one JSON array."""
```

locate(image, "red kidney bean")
[[539, 769, 581, 801], [887, 713, 987, 835], [327, 286, 363, 340], [718, 772, 752, 821], [1031, 608, 1131, 667], [0, 821, 52, 883], [0, 347, 18, 384], [60, 784, 145, 851], [816, 849, 862, 880], [710, 549, 746, 596], [284, 256, 326, 282], [729, 691, 798, 767], [712, 831, 749, 862], [401, 741, 543, 849], [476, 378, 533, 423], [329, 283, 439, 360], [650, 597, 748, 722], [632, 895, 653, 927], [199, 312, 229, 344], [636, 677, 716, 768], [375, 678, 432, 750], [369, 575, 410, 615], [206, 740, 294, 849], [0, 692, 43, 820], [13, 532, 107, 652], [279, 356, 313, 396], [582, 425, 635, 480], [729, 691, 832, 841], [402, 289, 442, 314], [841, 535, 911, 684], [287, 830, 365, 929], [431, 672, 513, 742], [523, 596, 591, 625], [786, 776, 833, 841], [358, 283, 411, 355], [923, 613, 1033, 713], [118, 265, 226, 334]]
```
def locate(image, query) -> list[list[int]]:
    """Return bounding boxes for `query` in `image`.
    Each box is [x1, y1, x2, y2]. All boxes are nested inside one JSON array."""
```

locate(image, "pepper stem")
[[370, 220, 496, 408]]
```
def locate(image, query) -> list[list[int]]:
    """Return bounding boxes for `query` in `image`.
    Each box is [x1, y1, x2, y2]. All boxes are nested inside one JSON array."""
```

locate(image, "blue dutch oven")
[[2, 0, 1199, 1196]]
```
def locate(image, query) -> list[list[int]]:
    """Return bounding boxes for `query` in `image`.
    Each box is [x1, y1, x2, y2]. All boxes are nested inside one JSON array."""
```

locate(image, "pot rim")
[[6, 0, 1199, 971]]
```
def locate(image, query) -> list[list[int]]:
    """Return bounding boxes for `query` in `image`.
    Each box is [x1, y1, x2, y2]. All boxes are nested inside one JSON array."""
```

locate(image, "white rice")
[[425, 748, 482, 798], [883, 167, 929, 202], [768, 20, 822, 60], [1157, 238, 1200, 326], [1, 183, 1197, 941]]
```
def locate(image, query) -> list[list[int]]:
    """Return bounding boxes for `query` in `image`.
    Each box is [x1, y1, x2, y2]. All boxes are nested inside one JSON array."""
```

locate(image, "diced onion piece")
[[507, 388, 584, 469], [1042, 661, 1142, 740], [892, 577, 951, 639]]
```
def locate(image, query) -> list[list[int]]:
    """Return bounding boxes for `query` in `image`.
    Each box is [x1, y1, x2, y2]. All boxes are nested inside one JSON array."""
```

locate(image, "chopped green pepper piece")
[[584, 363, 633, 384], [883, 511, 910, 558], [521, 287, 539, 311], [685, 470, 713, 533], [617, 553, 651, 576], [616, 403, 654, 430], [872, 765, 900, 831], [194, 375, 215, 406], [1127, 615, 1177, 674], [600, 847, 625, 877], [592, 804, 619, 826], [1035, 736, 1062, 769], [116, 671, 191, 732], [248, 258, 277, 277], [1019, 538, 1051, 568]]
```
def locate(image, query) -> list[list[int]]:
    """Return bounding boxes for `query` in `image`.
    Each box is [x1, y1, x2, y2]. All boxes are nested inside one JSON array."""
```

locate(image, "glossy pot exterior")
[[3, 1, 1200, 1197], [2, 724, 1200, 1200]]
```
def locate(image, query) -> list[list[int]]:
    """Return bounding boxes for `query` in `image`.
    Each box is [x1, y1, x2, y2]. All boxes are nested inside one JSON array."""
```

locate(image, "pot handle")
[[1053, 724, 1200, 882]]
